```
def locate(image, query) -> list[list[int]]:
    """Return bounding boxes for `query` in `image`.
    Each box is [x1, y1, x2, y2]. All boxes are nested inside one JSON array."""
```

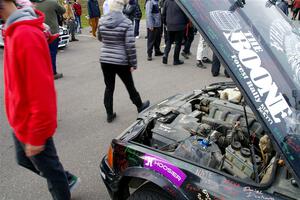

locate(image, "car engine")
[[134, 82, 276, 183]]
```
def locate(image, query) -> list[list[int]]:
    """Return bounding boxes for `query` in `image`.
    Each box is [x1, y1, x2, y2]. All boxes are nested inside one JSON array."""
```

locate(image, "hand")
[[25, 144, 45, 157], [130, 67, 136, 72]]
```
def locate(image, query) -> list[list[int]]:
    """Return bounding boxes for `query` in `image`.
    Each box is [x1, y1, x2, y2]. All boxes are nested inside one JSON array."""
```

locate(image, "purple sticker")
[[144, 154, 187, 187]]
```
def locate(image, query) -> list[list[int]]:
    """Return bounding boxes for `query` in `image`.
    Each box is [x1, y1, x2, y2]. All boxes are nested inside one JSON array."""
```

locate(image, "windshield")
[[176, 0, 300, 183]]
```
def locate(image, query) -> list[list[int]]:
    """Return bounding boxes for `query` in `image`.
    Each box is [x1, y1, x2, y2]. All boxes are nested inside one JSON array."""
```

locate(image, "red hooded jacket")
[[4, 10, 57, 146]]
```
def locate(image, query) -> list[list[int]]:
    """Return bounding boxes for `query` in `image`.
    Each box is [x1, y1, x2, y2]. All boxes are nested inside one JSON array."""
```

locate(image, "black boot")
[[107, 112, 116, 123], [137, 100, 150, 113], [162, 56, 168, 64], [104, 101, 116, 123], [130, 94, 150, 113]]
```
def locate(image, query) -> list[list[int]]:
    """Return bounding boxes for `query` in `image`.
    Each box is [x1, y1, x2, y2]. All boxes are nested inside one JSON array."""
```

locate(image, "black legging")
[[101, 63, 142, 115]]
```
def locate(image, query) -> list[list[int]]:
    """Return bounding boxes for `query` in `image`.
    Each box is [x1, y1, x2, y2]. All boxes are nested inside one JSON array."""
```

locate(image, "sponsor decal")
[[270, 19, 300, 86], [210, 10, 292, 124], [243, 187, 274, 200], [144, 154, 187, 187], [197, 189, 212, 200]]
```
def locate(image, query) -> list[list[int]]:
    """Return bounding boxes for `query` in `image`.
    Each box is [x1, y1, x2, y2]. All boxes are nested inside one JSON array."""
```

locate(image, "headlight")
[[63, 30, 68, 35]]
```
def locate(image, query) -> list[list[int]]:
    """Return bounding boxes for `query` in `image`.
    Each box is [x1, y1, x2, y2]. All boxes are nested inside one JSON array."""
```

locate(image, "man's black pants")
[[163, 30, 184, 62], [147, 27, 162, 56], [101, 63, 142, 115], [183, 27, 196, 54], [13, 135, 71, 200], [211, 53, 229, 76]]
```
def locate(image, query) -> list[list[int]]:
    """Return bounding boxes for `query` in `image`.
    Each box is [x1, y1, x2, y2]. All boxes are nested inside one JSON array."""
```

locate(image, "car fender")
[[122, 167, 189, 200]]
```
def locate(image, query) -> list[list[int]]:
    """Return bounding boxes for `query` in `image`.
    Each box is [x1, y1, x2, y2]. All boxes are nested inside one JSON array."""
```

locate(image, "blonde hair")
[[108, 0, 129, 12]]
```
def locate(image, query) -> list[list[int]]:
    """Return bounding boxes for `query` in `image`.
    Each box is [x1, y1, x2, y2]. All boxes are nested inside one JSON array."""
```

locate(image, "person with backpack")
[[145, 0, 163, 61], [134, 0, 142, 38], [73, 0, 82, 33], [1, 0, 79, 199], [123, 0, 136, 22]]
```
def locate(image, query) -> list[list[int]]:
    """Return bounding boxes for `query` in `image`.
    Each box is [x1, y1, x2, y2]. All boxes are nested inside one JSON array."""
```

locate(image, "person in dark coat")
[[276, 0, 289, 16], [181, 21, 197, 59], [98, 0, 150, 123], [134, 0, 142, 38], [211, 53, 230, 78], [87, 0, 100, 37], [123, 0, 136, 22], [162, 0, 188, 65]]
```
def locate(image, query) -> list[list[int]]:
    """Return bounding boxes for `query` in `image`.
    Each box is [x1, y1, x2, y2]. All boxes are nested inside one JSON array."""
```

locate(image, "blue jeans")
[[48, 38, 59, 75], [13, 135, 71, 200], [75, 15, 81, 32]]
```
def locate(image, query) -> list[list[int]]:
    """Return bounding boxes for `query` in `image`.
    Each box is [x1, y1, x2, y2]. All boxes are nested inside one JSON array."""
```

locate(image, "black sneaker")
[[68, 174, 80, 193], [155, 51, 164, 56], [71, 38, 79, 42], [162, 56, 168, 64], [138, 100, 150, 113], [196, 60, 206, 69], [224, 71, 230, 78], [173, 60, 184, 65], [54, 73, 63, 80], [107, 112, 117, 123], [202, 57, 212, 63], [181, 52, 189, 59], [147, 56, 152, 61]]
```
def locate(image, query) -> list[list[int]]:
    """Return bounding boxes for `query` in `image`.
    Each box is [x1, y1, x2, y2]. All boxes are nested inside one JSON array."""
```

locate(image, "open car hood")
[[176, 0, 300, 183]]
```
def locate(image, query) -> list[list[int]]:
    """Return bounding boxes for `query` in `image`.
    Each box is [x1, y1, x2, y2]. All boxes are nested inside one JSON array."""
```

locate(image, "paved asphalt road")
[[0, 21, 229, 200]]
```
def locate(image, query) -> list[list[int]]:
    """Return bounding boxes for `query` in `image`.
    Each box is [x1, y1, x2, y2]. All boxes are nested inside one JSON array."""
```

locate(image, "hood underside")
[[175, 0, 300, 183]]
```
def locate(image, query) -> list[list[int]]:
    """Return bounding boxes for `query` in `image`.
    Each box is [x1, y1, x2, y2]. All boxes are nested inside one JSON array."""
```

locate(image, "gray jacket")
[[98, 11, 137, 68], [146, 0, 161, 29]]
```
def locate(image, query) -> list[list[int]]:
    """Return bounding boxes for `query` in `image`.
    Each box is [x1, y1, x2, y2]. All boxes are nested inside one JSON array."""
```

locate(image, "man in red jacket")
[[0, 0, 79, 199]]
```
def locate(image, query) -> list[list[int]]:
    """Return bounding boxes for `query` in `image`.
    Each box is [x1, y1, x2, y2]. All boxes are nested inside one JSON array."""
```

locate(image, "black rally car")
[[100, 0, 300, 199]]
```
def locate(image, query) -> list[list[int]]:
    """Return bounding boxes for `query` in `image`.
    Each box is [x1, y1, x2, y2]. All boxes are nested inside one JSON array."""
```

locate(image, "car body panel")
[[101, 88, 300, 199], [100, 1, 300, 199], [58, 26, 70, 48], [0, 24, 69, 48], [175, 0, 300, 183], [101, 137, 283, 200]]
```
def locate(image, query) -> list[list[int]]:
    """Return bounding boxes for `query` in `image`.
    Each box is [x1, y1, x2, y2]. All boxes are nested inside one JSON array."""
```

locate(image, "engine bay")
[[132, 83, 299, 196]]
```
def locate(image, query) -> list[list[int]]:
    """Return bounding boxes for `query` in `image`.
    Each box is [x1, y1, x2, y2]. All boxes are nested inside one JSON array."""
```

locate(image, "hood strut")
[[243, 102, 259, 183]]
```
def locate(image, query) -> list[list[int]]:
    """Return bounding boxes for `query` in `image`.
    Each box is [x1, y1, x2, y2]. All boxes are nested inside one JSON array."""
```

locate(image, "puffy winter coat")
[[98, 11, 137, 68]]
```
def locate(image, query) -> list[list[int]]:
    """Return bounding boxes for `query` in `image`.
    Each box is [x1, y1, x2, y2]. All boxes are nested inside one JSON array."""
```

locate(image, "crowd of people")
[[3, 0, 294, 199]]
